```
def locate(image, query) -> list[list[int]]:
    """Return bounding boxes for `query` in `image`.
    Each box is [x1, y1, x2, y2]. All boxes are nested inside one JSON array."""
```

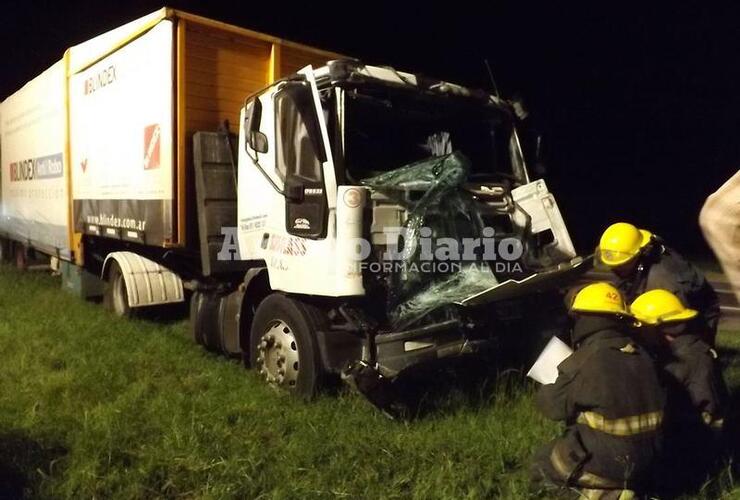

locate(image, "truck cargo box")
[[0, 60, 69, 258], [0, 8, 340, 262]]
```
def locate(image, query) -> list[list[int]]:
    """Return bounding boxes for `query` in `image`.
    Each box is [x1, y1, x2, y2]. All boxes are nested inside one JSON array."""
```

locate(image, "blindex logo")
[[9, 153, 64, 182], [84, 66, 116, 95]]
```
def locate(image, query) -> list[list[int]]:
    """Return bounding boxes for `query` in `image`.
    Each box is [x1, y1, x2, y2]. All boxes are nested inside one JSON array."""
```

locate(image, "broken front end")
[[339, 151, 586, 405], [318, 62, 588, 407]]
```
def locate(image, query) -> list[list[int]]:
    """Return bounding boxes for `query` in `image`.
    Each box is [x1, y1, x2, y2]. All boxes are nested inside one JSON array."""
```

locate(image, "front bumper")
[[374, 319, 492, 377], [342, 321, 491, 417]]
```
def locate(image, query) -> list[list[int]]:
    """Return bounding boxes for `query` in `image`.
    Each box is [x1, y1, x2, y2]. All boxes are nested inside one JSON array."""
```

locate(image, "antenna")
[[483, 59, 501, 98]]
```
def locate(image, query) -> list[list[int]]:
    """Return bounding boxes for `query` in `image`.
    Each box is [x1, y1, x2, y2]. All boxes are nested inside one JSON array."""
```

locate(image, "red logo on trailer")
[[143, 124, 161, 170]]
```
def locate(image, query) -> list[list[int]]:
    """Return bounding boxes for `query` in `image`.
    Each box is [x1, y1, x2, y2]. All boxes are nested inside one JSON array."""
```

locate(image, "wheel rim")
[[256, 319, 300, 389]]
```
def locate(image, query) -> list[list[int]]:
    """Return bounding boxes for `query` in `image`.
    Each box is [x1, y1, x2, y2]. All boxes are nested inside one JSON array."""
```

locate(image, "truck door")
[[273, 71, 334, 239]]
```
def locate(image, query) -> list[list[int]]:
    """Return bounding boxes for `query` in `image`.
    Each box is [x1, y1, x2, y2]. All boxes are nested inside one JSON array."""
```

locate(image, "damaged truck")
[[0, 8, 587, 402]]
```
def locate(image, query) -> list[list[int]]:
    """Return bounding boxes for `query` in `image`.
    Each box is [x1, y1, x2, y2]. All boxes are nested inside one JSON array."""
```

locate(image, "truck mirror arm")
[[244, 147, 285, 197]]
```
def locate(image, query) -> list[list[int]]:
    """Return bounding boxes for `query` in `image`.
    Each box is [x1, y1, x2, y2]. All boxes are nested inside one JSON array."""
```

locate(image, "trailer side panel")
[[0, 60, 71, 259], [280, 44, 335, 75], [184, 23, 272, 135], [70, 20, 175, 246]]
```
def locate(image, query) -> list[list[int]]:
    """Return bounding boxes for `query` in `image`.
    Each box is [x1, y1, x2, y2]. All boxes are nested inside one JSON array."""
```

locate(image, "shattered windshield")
[[361, 152, 501, 329], [342, 87, 521, 184]]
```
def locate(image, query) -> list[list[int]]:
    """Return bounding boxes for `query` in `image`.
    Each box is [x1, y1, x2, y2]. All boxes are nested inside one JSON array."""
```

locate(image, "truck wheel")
[[14, 244, 27, 271], [249, 293, 325, 398], [189, 290, 221, 351], [103, 261, 132, 317], [190, 291, 205, 346]]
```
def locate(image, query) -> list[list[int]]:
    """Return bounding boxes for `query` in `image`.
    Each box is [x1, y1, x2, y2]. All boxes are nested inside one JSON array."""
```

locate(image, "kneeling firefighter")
[[532, 283, 665, 499], [630, 289, 728, 493], [597, 222, 720, 344]]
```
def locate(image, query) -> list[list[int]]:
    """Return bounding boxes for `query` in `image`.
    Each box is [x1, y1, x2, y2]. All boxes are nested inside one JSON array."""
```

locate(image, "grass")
[[0, 266, 739, 499]]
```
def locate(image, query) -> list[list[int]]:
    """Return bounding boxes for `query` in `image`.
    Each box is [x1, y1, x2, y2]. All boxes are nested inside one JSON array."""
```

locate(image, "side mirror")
[[285, 175, 304, 202], [245, 98, 268, 153], [249, 131, 268, 154]]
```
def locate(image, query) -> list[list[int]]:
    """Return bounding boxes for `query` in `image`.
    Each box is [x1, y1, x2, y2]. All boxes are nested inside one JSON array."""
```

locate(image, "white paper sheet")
[[527, 336, 574, 385]]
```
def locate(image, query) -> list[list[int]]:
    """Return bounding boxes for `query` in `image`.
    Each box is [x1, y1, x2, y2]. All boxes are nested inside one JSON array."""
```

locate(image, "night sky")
[[1, 1, 737, 257]]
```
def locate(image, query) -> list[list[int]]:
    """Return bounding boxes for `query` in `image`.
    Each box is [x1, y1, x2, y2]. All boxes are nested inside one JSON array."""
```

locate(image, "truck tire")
[[190, 291, 206, 346], [14, 244, 27, 271], [249, 293, 326, 398], [103, 261, 132, 317], [189, 290, 223, 352]]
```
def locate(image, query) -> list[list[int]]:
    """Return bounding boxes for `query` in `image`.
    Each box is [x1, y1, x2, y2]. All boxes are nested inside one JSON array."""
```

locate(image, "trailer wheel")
[[249, 293, 325, 398], [14, 244, 27, 271], [103, 261, 132, 317], [0, 239, 10, 264]]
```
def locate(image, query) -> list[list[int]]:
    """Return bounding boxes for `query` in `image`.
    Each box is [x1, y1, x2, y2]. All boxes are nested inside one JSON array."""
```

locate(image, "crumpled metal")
[[362, 152, 498, 329]]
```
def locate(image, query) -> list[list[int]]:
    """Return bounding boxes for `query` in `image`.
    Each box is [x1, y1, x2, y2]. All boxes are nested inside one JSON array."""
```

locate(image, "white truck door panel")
[[237, 67, 363, 297], [237, 92, 284, 259]]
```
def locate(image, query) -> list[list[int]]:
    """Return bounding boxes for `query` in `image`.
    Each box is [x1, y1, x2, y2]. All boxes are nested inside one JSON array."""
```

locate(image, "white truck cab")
[[190, 60, 588, 404]]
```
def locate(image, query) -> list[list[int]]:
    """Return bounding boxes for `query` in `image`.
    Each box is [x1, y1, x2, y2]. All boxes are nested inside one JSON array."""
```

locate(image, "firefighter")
[[630, 289, 727, 493], [598, 222, 720, 344], [532, 282, 665, 499]]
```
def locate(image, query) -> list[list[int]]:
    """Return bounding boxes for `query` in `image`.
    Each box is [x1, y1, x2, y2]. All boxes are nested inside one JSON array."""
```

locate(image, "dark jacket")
[[662, 334, 727, 430], [536, 316, 665, 488], [617, 241, 720, 341]]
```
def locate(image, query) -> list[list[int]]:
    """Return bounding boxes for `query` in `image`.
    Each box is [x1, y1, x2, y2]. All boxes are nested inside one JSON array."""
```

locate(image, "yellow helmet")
[[571, 282, 630, 316], [599, 222, 653, 267], [630, 289, 698, 325]]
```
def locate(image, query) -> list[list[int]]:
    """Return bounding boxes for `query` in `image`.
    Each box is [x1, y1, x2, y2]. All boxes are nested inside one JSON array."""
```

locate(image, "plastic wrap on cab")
[[362, 152, 498, 329]]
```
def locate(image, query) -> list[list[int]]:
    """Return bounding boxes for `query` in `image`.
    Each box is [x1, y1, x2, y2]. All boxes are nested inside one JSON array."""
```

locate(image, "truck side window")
[[274, 82, 325, 184]]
